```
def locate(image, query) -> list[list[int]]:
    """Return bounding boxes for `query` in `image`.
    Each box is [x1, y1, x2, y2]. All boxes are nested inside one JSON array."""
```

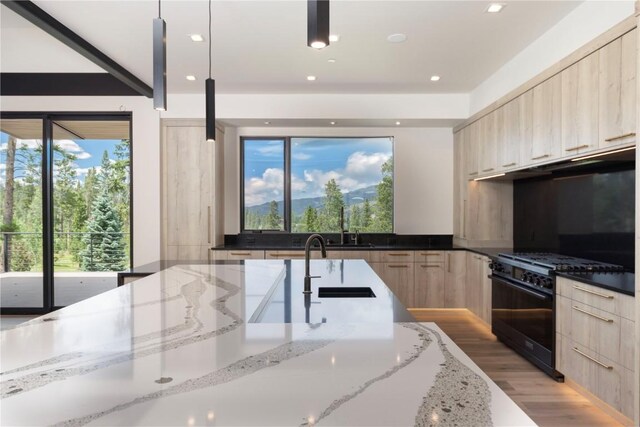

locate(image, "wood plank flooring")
[[409, 309, 625, 427]]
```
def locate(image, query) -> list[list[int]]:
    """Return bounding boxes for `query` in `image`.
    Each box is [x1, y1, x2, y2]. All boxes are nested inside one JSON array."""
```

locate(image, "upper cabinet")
[[562, 52, 599, 155], [479, 111, 498, 175], [530, 73, 562, 164], [465, 121, 480, 178], [498, 91, 531, 172], [599, 29, 637, 148]]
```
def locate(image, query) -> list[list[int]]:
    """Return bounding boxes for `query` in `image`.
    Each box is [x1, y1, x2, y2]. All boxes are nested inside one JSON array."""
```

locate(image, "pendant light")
[[153, 0, 167, 111], [307, 0, 330, 49], [205, 0, 216, 142]]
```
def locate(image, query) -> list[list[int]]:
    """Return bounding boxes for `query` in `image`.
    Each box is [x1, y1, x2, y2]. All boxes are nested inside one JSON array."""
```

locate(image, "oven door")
[[491, 275, 554, 369]]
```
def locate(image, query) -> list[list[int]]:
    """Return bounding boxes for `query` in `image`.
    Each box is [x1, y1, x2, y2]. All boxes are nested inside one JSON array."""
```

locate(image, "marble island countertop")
[[1, 262, 535, 426]]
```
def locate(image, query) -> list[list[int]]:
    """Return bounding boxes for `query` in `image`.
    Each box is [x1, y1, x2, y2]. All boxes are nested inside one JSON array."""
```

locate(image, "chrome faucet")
[[304, 234, 327, 294]]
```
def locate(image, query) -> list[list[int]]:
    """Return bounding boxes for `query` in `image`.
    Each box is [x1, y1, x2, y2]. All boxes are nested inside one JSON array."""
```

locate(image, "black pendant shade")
[[206, 78, 215, 142], [307, 0, 330, 49], [152, 16, 167, 111]]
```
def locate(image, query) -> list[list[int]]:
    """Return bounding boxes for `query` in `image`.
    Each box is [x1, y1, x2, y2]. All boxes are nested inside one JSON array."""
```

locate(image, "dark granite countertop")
[[556, 271, 635, 297]]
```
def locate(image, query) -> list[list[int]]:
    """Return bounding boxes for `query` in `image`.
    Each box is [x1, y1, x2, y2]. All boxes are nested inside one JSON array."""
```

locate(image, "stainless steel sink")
[[318, 287, 376, 298]]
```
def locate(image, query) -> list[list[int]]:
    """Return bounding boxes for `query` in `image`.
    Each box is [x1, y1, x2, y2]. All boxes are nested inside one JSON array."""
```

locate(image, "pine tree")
[[319, 179, 344, 232], [349, 205, 362, 231], [373, 158, 393, 232], [265, 200, 281, 230], [80, 188, 126, 271], [302, 206, 319, 232], [362, 199, 372, 230]]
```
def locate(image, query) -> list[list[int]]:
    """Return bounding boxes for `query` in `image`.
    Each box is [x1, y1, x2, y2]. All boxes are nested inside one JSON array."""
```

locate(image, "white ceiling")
[[1, 0, 582, 95]]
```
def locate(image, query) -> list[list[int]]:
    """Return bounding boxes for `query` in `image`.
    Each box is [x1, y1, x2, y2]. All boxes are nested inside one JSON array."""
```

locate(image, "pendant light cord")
[[158, 0, 161, 18], [208, 0, 212, 78]]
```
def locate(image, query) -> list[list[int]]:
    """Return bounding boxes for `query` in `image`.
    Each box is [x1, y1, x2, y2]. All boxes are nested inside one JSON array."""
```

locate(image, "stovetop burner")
[[498, 252, 625, 273]]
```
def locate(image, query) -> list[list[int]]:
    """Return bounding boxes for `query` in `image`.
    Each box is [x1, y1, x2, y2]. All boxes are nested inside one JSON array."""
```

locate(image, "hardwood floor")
[[409, 309, 625, 427]]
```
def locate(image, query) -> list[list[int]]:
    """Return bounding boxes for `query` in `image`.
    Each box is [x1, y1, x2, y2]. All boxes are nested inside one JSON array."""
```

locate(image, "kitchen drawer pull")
[[531, 154, 550, 160], [230, 252, 252, 256], [269, 253, 304, 257], [207, 206, 211, 244], [573, 347, 613, 370], [419, 264, 441, 268], [572, 306, 614, 323], [501, 162, 517, 167], [469, 171, 479, 176], [388, 264, 409, 268], [573, 285, 614, 299], [565, 144, 590, 152], [419, 253, 440, 256], [482, 168, 495, 172], [605, 132, 635, 142], [447, 253, 451, 273], [388, 253, 410, 257]]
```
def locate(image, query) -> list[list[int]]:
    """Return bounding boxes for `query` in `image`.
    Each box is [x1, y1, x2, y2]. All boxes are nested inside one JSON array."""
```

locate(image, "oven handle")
[[491, 275, 553, 301]]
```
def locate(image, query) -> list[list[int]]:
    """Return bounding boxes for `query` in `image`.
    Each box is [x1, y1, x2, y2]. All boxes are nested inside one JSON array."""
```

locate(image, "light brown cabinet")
[[444, 251, 467, 308], [371, 262, 415, 307], [211, 250, 265, 261], [562, 52, 599, 155], [414, 262, 445, 308], [478, 111, 498, 175], [599, 28, 637, 149], [465, 252, 491, 324], [465, 121, 480, 178], [453, 130, 467, 239], [530, 73, 562, 163], [498, 93, 531, 172], [161, 120, 224, 260]]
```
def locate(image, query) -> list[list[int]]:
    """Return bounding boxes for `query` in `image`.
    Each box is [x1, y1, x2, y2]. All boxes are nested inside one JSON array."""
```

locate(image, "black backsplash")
[[224, 233, 453, 249], [514, 163, 635, 271]]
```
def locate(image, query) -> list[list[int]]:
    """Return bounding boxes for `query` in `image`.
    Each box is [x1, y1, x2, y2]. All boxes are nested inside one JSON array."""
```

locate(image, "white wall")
[[0, 96, 161, 267], [224, 126, 453, 235], [469, 0, 635, 115]]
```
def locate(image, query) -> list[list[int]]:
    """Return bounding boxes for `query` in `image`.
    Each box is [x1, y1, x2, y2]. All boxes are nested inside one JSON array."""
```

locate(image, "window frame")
[[240, 135, 394, 234]]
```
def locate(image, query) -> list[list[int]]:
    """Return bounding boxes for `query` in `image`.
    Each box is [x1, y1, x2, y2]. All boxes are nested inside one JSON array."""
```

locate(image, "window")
[[241, 137, 393, 233]]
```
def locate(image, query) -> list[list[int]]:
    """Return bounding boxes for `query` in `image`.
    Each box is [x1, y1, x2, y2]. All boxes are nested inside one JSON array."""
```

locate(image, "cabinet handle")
[[572, 306, 614, 323], [482, 168, 494, 172], [468, 171, 479, 176], [573, 347, 613, 370], [388, 264, 409, 268], [207, 206, 211, 244], [388, 253, 410, 257], [531, 154, 550, 160], [565, 144, 590, 152], [605, 132, 635, 142], [419, 253, 440, 256], [462, 200, 466, 238], [230, 252, 251, 256], [419, 264, 440, 268], [573, 285, 614, 299], [269, 253, 304, 258], [501, 162, 517, 167], [447, 253, 451, 273]]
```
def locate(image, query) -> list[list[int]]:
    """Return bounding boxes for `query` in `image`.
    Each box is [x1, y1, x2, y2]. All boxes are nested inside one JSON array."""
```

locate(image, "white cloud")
[[344, 151, 391, 181], [75, 152, 92, 160], [292, 152, 311, 161], [16, 139, 42, 150], [56, 139, 84, 152], [244, 168, 285, 206]]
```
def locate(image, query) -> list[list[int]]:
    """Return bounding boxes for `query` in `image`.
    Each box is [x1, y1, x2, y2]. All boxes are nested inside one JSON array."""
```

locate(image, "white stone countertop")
[[1, 261, 536, 426]]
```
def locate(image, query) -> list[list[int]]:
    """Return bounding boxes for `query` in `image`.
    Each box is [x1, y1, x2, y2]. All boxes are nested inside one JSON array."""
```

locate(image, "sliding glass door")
[[0, 118, 45, 310], [0, 114, 132, 313]]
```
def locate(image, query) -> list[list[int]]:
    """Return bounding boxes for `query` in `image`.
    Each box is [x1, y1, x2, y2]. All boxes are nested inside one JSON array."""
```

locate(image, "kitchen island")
[[1, 261, 535, 426]]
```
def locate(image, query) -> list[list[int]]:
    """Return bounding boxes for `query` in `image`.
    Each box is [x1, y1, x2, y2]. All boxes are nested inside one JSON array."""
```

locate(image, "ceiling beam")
[[1, 0, 153, 98], [1, 73, 143, 96]]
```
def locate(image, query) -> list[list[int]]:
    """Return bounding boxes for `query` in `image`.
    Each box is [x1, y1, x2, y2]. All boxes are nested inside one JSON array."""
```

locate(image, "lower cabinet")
[[444, 251, 467, 308], [211, 250, 265, 261], [414, 262, 445, 308], [465, 252, 492, 324], [369, 261, 415, 308]]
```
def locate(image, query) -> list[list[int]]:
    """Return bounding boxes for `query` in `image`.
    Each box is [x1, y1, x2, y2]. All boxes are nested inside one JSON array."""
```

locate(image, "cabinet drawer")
[[330, 250, 371, 261], [369, 251, 415, 263], [265, 250, 306, 259], [557, 334, 634, 418], [559, 298, 635, 371], [224, 250, 265, 260], [557, 277, 634, 320], [414, 250, 444, 263], [414, 263, 445, 308], [370, 262, 415, 307]]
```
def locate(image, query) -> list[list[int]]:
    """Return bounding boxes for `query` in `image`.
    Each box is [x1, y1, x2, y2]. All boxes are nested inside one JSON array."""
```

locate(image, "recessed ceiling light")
[[264, 121, 271, 125], [307, 75, 317, 81], [328, 58, 336, 63], [395, 121, 401, 126], [186, 75, 196, 81], [387, 33, 407, 43], [189, 34, 204, 42], [430, 75, 441, 82], [330, 121, 336, 125], [310, 41, 327, 49], [329, 34, 340, 42], [486, 3, 504, 13]]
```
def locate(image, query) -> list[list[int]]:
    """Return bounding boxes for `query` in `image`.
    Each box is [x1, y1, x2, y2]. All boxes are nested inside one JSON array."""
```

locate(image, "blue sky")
[[0, 132, 124, 182], [244, 137, 393, 207]]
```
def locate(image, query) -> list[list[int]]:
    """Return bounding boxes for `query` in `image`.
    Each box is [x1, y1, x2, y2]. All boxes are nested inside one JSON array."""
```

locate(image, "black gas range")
[[489, 252, 625, 381]]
